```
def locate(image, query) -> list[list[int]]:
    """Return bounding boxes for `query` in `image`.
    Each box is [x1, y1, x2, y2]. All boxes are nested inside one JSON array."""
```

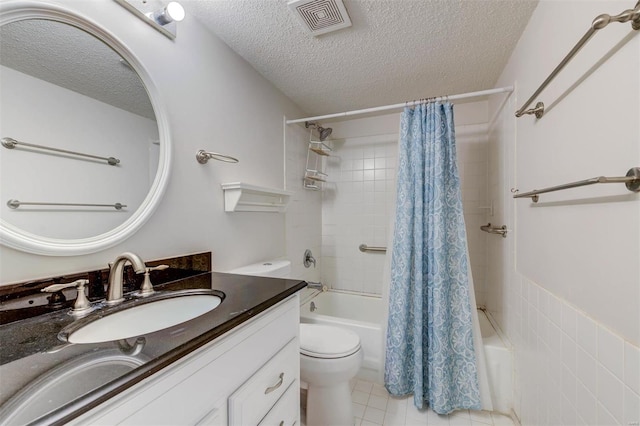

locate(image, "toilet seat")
[[300, 324, 361, 359]]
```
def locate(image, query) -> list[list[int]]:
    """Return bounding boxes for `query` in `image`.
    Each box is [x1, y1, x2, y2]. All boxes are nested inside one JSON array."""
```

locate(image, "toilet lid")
[[300, 324, 361, 359]]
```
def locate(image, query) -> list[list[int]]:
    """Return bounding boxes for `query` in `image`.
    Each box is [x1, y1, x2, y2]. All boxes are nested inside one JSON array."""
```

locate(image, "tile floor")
[[302, 379, 516, 426]]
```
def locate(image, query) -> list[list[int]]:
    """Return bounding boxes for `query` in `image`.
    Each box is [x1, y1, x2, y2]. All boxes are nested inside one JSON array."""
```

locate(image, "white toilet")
[[300, 323, 363, 426], [228, 259, 363, 425], [226, 259, 292, 277]]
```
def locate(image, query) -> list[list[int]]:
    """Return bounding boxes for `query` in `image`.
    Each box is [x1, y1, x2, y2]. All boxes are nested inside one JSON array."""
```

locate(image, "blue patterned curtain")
[[384, 102, 481, 414]]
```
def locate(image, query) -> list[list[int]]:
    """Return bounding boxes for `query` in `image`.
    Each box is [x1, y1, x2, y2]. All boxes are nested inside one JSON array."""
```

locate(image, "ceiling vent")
[[288, 0, 352, 36]]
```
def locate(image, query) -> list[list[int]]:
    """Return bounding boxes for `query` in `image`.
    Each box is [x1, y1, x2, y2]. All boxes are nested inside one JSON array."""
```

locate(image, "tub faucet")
[[106, 252, 146, 305], [306, 280, 327, 292]]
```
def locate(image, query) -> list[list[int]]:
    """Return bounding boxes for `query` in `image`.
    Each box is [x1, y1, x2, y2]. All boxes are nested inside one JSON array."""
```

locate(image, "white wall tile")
[[576, 313, 598, 358], [576, 380, 598, 425], [562, 332, 577, 375], [560, 395, 577, 426], [505, 275, 638, 426], [597, 364, 624, 423], [597, 325, 625, 381], [625, 342, 640, 395], [562, 364, 577, 409], [624, 386, 640, 426], [575, 346, 597, 392], [561, 303, 577, 340], [597, 402, 618, 426], [547, 294, 562, 327]]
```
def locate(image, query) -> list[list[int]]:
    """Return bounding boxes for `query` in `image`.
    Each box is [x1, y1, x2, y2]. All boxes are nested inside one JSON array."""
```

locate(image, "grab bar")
[[359, 244, 387, 253], [480, 223, 508, 238], [515, 1, 640, 118], [513, 167, 640, 202], [7, 200, 126, 210], [2, 137, 120, 165]]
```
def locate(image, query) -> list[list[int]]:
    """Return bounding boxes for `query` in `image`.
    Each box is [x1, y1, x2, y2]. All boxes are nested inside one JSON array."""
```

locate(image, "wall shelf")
[[220, 183, 293, 213]]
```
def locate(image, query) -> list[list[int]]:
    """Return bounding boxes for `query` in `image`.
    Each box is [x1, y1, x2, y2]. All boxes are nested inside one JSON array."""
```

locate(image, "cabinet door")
[[194, 398, 225, 426]]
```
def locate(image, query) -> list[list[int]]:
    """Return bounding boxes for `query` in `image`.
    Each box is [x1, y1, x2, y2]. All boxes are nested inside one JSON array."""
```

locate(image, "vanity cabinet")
[[69, 295, 300, 426]]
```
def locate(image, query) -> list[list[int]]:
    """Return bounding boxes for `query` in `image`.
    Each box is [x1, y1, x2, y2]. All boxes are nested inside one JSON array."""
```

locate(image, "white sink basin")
[[0, 350, 148, 425], [61, 290, 223, 344]]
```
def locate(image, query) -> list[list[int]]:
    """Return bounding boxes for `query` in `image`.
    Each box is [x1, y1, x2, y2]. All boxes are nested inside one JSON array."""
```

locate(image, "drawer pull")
[[279, 422, 284, 426], [264, 373, 284, 394]]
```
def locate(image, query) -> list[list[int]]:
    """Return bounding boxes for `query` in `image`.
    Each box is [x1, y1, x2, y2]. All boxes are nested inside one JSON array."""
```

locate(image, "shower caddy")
[[303, 133, 332, 191]]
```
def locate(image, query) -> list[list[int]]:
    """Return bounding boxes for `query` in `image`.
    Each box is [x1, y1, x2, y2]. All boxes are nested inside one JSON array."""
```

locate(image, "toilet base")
[[306, 382, 354, 426]]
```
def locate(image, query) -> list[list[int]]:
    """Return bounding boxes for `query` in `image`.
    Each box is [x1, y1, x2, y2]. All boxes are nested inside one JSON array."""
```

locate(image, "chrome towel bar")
[[2, 137, 120, 165], [513, 167, 640, 202], [359, 244, 387, 253], [515, 1, 640, 119], [7, 200, 126, 210], [480, 223, 508, 238]]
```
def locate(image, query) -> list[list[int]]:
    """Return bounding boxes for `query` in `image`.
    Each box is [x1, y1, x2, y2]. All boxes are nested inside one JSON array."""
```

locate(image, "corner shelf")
[[220, 183, 293, 213]]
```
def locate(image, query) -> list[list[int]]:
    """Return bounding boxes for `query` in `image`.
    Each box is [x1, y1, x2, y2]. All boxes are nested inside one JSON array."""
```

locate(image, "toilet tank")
[[227, 260, 291, 278]]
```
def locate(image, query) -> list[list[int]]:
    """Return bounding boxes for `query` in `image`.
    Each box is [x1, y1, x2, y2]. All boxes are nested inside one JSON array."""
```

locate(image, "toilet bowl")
[[300, 323, 363, 426]]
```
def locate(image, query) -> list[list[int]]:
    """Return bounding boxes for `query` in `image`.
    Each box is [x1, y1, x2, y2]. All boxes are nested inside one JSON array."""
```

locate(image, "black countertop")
[[0, 271, 306, 426]]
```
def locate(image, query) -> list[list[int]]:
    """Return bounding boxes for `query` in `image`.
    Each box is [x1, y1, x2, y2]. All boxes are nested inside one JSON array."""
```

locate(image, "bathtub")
[[300, 290, 512, 413], [477, 309, 513, 414]]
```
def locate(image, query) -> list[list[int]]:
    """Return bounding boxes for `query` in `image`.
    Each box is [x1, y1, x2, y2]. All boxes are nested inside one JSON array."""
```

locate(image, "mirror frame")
[[0, 1, 172, 256]]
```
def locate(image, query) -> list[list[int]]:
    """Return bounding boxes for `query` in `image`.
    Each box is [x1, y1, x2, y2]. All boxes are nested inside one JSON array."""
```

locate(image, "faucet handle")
[[303, 249, 316, 268], [147, 264, 169, 272], [138, 264, 169, 296], [42, 279, 87, 293], [42, 279, 93, 316]]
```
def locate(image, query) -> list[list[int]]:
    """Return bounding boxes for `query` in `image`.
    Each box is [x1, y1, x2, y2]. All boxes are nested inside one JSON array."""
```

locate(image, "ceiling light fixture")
[[114, 0, 185, 40]]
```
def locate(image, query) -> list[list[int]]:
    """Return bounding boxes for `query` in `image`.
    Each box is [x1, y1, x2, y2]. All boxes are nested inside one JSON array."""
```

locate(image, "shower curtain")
[[384, 102, 486, 414]]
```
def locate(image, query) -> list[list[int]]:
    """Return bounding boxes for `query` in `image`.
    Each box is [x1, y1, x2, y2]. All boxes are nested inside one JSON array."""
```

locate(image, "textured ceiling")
[[185, 0, 538, 116], [0, 19, 155, 120]]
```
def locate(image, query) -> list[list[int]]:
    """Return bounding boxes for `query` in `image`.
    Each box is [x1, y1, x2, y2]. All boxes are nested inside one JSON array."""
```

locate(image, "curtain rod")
[[285, 86, 513, 125]]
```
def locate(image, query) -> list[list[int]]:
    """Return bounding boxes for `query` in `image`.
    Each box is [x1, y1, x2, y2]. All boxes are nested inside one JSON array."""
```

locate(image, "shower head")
[[317, 126, 332, 141], [305, 121, 333, 141]]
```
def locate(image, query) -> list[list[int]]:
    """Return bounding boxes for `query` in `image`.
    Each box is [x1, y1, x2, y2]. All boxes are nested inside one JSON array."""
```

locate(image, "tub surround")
[[0, 252, 306, 425]]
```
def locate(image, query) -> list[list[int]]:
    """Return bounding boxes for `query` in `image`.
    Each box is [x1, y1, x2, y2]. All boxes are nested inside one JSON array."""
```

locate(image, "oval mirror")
[[0, 2, 171, 256]]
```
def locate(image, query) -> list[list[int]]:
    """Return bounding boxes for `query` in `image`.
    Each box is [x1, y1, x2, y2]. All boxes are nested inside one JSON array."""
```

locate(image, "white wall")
[[0, 0, 311, 284], [487, 1, 639, 424], [0, 66, 156, 239], [320, 102, 492, 301]]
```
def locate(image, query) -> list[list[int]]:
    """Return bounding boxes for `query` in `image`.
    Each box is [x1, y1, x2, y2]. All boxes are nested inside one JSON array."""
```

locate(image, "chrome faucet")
[[306, 280, 327, 292], [106, 252, 146, 305]]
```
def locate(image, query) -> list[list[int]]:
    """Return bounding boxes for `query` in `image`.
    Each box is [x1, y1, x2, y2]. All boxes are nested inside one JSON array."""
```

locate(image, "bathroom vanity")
[[70, 293, 301, 426], [0, 253, 305, 425]]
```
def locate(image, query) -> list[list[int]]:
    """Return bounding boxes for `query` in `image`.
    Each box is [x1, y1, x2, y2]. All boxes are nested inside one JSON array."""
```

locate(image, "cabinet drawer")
[[228, 338, 299, 425], [258, 380, 299, 426]]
